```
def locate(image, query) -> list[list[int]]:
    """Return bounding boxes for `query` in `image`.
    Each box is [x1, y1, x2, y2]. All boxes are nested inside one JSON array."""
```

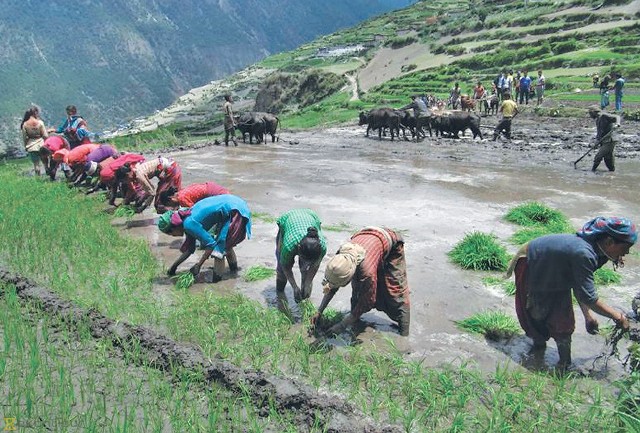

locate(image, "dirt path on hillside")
[[117, 111, 640, 381]]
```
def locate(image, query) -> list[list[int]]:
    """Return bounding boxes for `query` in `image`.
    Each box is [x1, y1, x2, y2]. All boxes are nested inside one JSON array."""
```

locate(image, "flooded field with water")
[[122, 112, 640, 379]]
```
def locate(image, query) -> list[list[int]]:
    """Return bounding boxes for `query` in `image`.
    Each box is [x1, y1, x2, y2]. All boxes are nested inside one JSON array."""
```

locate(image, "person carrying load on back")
[[49, 105, 93, 149], [158, 194, 252, 282], [311, 226, 410, 337], [275, 209, 327, 303], [507, 216, 635, 372], [158, 182, 230, 210]]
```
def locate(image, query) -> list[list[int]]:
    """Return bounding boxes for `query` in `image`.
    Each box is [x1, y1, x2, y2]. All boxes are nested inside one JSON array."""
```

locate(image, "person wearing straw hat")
[[507, 216, 635, 371], [311, 226, 410, 336]]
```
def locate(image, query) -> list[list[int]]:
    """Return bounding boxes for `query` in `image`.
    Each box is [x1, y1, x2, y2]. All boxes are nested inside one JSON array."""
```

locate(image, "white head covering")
[[322, 242, 366, 292]]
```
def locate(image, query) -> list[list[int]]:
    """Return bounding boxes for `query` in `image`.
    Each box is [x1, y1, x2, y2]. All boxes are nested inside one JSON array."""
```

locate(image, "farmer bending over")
[[312, 227, 410, 336], [507, 216, 635, 371], [158, 181, 229, 210], [276, 209, 327, 302], [158, 194, 251, 282]]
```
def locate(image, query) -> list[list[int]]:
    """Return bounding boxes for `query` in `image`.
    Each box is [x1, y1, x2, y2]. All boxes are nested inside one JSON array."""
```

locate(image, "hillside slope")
[[117, 0, 639, 140], [0, 0, 414, 155]]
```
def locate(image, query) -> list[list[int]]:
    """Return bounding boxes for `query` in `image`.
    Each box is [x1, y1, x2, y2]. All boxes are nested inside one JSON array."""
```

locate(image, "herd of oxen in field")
[[358, 94, 496, 142], [233, 93, 497, 145]]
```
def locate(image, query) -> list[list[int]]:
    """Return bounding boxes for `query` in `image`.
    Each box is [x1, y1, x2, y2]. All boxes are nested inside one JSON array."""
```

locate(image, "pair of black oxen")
[[234, 112, 280, 144], [358, 107, 483, 141]]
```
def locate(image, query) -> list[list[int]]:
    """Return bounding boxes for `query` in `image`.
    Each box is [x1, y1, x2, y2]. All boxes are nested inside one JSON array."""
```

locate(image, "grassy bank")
[[0, 162, 638, 431]]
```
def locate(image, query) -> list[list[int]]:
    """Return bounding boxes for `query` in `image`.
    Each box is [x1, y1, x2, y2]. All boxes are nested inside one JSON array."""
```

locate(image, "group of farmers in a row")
[[20, 102, 636, 372]]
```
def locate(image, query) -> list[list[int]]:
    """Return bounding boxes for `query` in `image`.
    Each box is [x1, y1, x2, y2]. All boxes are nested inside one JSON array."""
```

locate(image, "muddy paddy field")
[[128, 111, 640, 374], [3, 111, 640, 432]]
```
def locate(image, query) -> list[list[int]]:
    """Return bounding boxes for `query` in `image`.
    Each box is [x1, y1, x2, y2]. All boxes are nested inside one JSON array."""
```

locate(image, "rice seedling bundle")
[[176, 272, 196, 290], [243, 265, 276, 282], [593, 267, 622, 286], [456, 310, 520, 340], [448, 232, 509, 271], [504, 202, 568, 227], [113, 205, 136, 218]]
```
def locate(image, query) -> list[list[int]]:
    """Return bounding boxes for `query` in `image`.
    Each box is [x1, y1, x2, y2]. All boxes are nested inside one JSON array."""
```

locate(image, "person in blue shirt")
[[518, 71, 532, 105], [507, 216, 635, 371], [158, 194, 251, 281], [613, 73, 625, 111], [48, 105, 94, 149]]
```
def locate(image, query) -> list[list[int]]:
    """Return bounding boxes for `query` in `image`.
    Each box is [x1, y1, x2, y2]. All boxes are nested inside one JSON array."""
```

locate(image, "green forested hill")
[[115, 0, 638, 142], [0, 0, 414, 155]]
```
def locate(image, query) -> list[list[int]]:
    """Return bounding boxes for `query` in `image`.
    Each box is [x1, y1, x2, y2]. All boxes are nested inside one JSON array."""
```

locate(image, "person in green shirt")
[[276, 209, 327, 302]]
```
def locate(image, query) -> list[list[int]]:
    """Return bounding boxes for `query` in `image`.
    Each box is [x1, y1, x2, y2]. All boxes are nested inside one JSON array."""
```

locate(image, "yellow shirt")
[[501, 100, 518, 118]]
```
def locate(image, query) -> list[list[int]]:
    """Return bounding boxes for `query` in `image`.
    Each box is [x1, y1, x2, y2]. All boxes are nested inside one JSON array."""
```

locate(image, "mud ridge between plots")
[[0, 268, 401, 433]]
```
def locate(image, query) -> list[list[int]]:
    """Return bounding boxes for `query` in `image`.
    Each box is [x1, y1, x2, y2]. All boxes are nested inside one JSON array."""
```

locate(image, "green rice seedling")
[[252, 212, 277, 223], [510, 219, 575, 245], [593, 267, 622, 286], [456, 310, 521, 340], [482, 276, 516, 296], [299, 299, 317, 322], [243, 265, 276, 282], [175, 271, 196, 290], [113, 205, 136, 219], [323, 221, 353, 232], [449, 232, 510, 271], [504, 202, 568, 227]]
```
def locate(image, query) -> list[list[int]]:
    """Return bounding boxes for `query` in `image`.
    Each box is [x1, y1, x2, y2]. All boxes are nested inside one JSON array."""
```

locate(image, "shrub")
[[401, 64, 418, 73], [449, 232, 510, 271], [456, 310, 521, 340]]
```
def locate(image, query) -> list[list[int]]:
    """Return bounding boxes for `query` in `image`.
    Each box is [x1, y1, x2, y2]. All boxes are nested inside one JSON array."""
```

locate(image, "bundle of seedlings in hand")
[[243, 265, 276, 282], [449, 232, 509, 271], [300, 299, 344, 334], [113, 205, 136, 219], [456, 310, 520, 340], [175, 271, 196, 290]]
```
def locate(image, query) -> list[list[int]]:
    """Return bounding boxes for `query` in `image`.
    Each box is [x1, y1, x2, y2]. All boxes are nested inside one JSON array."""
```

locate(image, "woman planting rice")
[[158, 194, 251, 282], [312, 226, 410, 336], [507, 216, 635, 371]]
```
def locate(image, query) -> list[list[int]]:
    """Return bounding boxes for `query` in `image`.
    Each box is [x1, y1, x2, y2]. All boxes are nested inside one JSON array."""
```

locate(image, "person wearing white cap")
[[311, 227, 410, 336]]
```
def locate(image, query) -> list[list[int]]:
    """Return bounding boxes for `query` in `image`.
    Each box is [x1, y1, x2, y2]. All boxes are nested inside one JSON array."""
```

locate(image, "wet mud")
[[0, 268, 401, 433], [131, 111, 640, 379]]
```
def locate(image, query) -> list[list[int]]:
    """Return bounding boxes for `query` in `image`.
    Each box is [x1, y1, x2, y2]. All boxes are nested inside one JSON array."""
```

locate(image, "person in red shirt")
[[311, 226, 410, 336], [39, 135, 69, 180], [158, 181, 230, 210]]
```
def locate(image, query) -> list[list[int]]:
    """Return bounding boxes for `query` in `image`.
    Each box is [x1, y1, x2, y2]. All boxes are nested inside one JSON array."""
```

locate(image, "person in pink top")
[[158, 181, 230, 211], [39, 135, 69, 180]]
